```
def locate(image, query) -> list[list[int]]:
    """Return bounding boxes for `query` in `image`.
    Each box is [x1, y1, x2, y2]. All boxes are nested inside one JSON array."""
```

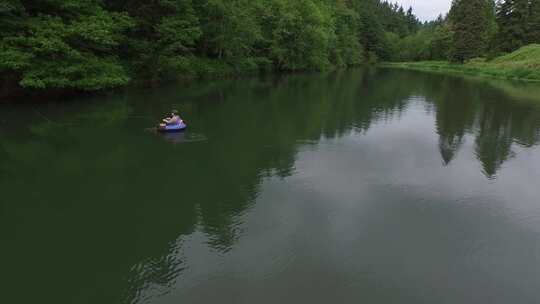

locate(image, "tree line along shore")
[[1, 0, 539, 100], [0, 0, 421, 99], [384, 0, 540, 81]]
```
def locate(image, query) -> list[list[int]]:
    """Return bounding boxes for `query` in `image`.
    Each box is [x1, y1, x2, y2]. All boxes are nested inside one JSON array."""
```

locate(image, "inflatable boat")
[[158, 121, 187, 133]]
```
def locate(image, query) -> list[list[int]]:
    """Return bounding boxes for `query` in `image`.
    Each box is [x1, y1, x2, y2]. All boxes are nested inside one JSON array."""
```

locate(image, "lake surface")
[[1, 69, 540, 304]]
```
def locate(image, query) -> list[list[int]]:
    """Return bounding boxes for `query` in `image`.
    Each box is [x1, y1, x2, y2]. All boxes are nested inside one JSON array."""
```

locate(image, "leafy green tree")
[[383, 13, 453, 62], [1, 0, 433, 98], [194, 0, 261, 60], [111, 0, 201, 81], [0, 1, 133, 91], [263, 0, 333, 70], [329, 0, 364, 66], [429, 24, 453, 60]]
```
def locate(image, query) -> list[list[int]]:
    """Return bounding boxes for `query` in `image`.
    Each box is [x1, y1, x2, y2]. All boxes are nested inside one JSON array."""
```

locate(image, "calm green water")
[[2, 69, 540, 304]]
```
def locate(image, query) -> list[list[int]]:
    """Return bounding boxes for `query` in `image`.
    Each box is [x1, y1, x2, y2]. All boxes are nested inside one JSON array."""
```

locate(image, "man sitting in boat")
[[160, 110, 182, 127]]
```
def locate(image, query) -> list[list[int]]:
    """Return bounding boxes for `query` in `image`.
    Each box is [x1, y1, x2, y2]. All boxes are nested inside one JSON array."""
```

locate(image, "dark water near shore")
[[1, 69, 540, 304]]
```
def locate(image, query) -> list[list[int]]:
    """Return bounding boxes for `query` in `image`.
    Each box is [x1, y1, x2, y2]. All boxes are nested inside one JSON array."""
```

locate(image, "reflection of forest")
[[1, 69, 539, 303], [422, 72, 540, 178]]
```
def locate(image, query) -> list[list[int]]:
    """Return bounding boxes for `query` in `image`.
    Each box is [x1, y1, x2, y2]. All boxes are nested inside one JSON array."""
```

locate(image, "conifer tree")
[[406, 7, 419, 34], [496, 0, 530, 52], [528, 0, 540, 43], [449, 0, 491, 62]]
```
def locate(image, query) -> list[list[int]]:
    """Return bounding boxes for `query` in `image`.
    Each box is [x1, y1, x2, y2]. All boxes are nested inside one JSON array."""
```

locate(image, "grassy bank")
[[383, 44, 540, 82]]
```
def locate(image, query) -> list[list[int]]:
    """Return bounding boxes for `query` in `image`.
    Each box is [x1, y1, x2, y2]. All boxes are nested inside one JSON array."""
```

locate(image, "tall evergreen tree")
[[449, 0, 491, 62], [528, 0, 540, 43], [353, 0, 389, 60], [406, 7, 419, 34], [495, 0, 530, 52], [485, 0, 499, 56]]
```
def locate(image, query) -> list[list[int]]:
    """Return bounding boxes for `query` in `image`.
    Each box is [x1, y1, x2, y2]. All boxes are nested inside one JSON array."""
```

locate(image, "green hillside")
[[492, 44, 540, 67]]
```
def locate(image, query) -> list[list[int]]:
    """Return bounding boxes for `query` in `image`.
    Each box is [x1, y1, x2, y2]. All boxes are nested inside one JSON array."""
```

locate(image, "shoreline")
[[0, 65, 365, 104], [380, 61, 540, 83]]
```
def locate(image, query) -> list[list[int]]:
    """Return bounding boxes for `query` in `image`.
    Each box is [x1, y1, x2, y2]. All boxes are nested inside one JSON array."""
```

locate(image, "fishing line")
[[33, 108, 54, 124]]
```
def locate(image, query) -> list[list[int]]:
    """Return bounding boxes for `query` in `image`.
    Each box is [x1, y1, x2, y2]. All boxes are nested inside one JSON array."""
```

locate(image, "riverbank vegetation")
[[0, 0, 420, 98], [385, 44, 540, 81], [385, 0, 540, 80], [2, 0, 540, 100]]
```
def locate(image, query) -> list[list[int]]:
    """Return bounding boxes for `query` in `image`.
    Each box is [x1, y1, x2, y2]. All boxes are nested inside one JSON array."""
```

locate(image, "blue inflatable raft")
[[158, 121, 187, 133]]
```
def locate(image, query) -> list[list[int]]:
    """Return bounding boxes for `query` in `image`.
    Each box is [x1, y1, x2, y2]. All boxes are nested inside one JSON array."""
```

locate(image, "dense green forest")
[[1, 0, 540, 98], [388, 0, 540, 62], [0, 0, 420, 97]]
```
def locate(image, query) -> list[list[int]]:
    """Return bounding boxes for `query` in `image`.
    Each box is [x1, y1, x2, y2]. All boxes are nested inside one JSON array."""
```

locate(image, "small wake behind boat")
[[158, 121, 187, 133]]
